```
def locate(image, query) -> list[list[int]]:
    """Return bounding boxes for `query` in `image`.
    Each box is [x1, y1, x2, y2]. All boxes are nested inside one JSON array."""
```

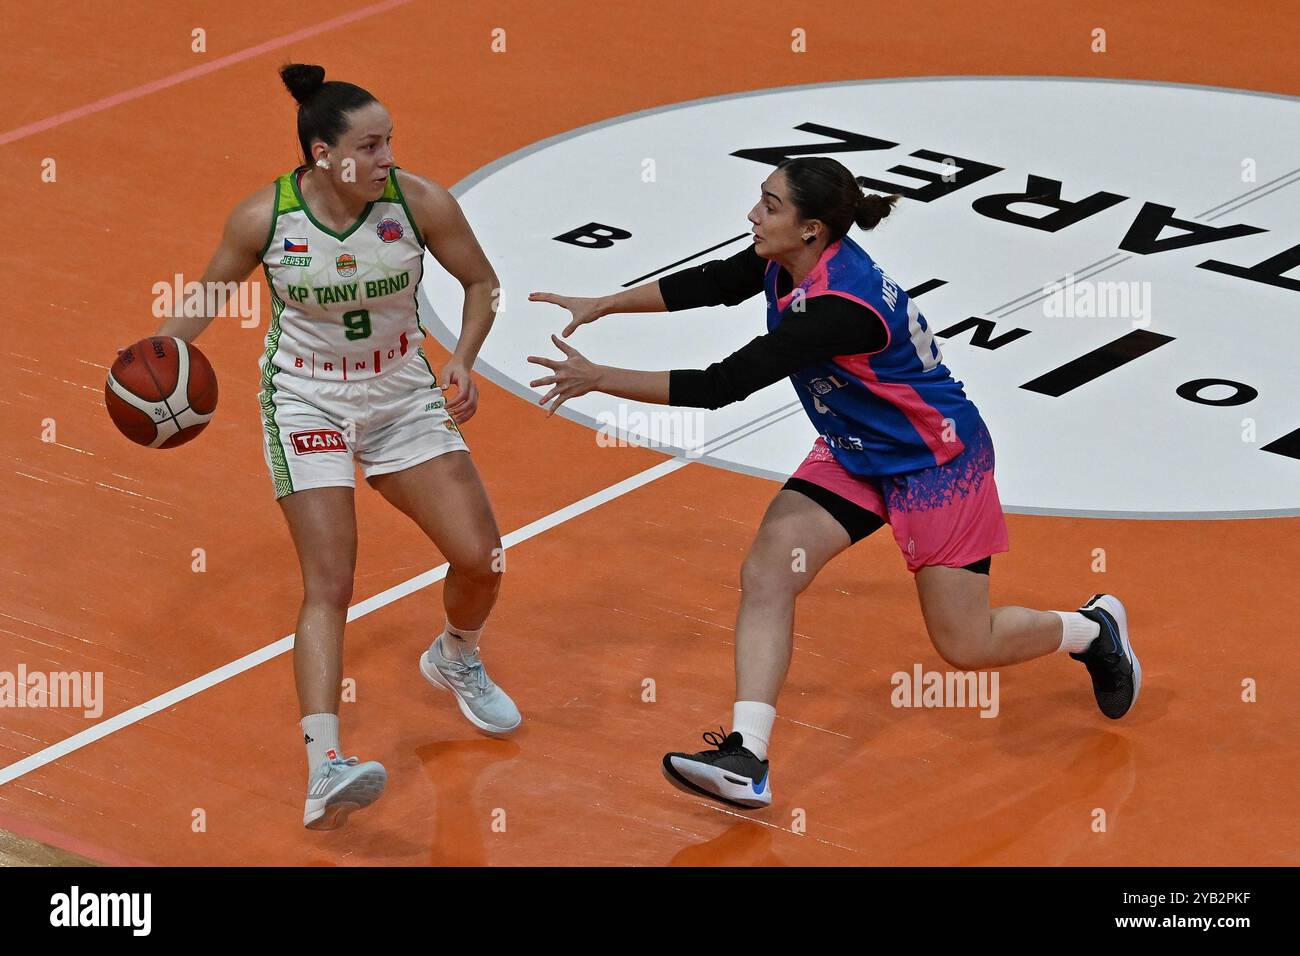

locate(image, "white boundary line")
[[0, 458, 688, 787]]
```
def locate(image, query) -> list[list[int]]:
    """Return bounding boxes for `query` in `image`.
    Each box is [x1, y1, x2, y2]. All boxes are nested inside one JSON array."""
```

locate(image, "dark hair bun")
[[855, 191, 900, 231], [280, 63, 326, 105]]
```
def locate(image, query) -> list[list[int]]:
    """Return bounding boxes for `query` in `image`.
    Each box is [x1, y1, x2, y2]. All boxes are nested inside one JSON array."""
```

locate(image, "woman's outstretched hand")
[[527, 334, 603, 417], [528, 291, 605, 338]]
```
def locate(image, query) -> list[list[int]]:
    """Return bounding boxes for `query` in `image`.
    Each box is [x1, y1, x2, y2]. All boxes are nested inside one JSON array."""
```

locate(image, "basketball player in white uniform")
[[154, 64, 520, 829]]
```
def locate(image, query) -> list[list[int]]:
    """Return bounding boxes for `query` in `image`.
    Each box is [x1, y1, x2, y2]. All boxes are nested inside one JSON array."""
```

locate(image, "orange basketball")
[[105, 337, 218, 448]]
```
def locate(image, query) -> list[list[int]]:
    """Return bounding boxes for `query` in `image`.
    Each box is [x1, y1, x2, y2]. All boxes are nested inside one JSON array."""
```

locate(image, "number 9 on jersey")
[[342, 308, 372, 341]]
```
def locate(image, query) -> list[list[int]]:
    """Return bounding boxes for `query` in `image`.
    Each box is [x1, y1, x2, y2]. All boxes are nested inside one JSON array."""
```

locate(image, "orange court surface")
[[1, 0, 1298, 868]]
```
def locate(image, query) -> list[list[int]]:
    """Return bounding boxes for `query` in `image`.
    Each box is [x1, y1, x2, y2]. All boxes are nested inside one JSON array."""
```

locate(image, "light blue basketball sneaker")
[[419, 635, 522, 734], [303, 753, 387, 830]]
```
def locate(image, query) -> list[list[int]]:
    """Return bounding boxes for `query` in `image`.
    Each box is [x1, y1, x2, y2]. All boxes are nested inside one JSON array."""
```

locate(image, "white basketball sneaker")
[[419, 635, 522, 734], [303, 753, 387, 830]]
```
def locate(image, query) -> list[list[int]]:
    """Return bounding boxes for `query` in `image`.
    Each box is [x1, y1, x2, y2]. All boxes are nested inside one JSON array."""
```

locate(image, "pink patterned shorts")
[[789, 420, 1010, 573]]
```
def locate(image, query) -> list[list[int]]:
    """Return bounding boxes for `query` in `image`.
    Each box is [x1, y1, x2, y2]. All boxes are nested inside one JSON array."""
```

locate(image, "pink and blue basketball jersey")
[[765, 235, 983, 477]]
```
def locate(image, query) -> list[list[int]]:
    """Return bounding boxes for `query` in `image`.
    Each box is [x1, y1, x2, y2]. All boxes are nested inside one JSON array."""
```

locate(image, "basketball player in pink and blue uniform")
[[530, 157, 1140, 809]]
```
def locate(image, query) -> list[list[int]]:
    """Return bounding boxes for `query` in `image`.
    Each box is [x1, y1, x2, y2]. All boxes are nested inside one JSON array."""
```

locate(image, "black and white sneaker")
[[662, 728, 772, 809], [1071, 594, 1142, 719]]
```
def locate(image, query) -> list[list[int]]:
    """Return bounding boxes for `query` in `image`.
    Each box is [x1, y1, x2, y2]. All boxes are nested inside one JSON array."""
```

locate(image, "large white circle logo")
[[419, 78, 1300, 518]]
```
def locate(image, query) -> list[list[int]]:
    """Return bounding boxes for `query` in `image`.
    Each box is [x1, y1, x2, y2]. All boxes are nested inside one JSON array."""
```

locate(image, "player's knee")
[[452, 543, 504, 590], [929, 628, 988, 671], [303, 568, 354, 609], [740, 548, 804, 600]]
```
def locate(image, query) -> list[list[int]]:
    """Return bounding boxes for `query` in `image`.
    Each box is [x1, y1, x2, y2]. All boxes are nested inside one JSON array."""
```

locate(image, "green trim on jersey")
[[259, 172, 308, 260], [277, 172, 304, 215], [258, 263, 295, 498], [390, 169, 426, 249], [259, 179, 280, 260], [290, 167, 375, 242], [409, 243, 432, 368]]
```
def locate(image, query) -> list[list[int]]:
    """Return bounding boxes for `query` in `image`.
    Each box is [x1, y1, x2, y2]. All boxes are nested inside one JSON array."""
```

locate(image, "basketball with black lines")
[[104, 336, 218, 448]]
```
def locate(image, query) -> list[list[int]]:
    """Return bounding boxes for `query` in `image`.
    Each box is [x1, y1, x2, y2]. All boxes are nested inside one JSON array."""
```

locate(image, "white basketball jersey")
[[260, 167, 428, 382]]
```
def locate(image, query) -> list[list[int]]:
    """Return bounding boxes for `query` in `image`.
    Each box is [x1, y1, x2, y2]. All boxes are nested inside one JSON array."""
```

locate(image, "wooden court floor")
[[1, 0, 1297, 866]]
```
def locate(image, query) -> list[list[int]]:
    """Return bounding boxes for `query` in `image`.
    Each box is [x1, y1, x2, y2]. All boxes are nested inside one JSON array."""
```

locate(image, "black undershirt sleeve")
[[657, 243, 768, 310], [668, 297, 888, 410]]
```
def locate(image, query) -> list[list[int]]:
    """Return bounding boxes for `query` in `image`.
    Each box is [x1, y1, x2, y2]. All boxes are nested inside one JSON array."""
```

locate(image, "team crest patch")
[[335, 253, 357, 277], [376, 218, 404, 243], [290, 429, 348, 455]]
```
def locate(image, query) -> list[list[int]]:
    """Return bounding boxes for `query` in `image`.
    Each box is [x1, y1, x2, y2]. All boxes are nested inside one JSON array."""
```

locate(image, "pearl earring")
[[315, 158, 330, 170]]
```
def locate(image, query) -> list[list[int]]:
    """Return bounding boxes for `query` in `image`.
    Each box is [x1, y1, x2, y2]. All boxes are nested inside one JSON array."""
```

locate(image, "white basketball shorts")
[[257, 348, 468, 499]]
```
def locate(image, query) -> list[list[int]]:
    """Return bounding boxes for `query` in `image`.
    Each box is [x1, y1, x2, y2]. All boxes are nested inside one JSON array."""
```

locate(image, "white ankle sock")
[[439, 619, 484, 658], [732, 701, 776, 760], [1053, 611, 1100, 653], [301, 713, 339, 770]]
